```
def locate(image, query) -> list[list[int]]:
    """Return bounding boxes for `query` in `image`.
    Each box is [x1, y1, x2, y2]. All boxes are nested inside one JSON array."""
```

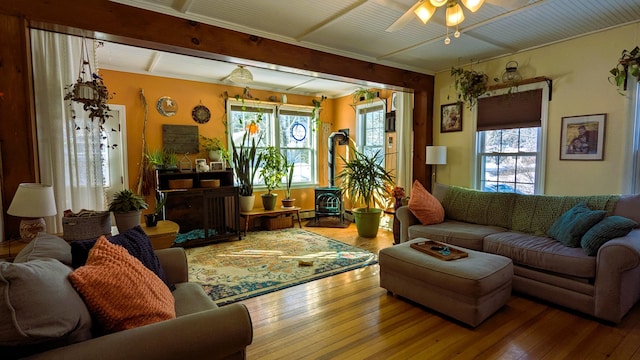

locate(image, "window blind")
[[477, 89, 542, 131]]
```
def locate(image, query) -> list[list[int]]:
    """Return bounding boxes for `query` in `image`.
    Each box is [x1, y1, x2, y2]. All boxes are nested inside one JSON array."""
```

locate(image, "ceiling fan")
[[385, 0, 531, 33]]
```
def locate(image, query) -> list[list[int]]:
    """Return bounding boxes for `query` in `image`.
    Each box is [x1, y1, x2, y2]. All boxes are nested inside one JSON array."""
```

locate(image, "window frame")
[[473, 82, 549, 194], [355, 100, 386, 162]]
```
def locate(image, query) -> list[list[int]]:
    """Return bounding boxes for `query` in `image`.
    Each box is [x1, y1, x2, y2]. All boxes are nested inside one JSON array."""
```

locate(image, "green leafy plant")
[[108, 189, 148, 213], [609, 46, 640, 93], [200, 135, 224, 152], [144, 148, 164, 168], [230, 131, 264, 196], [352, 88, 378, 104], [335, 146, 394, 211], [151, 195, 167, 216], [282, 154, 295, 200], [451, 67, 488, 108], [311, 95, 327, 130], [259, 146, 287, 195]]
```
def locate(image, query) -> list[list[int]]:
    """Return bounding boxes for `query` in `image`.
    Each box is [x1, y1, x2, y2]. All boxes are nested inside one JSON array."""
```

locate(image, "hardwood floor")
[[239, 221, 640, 359]]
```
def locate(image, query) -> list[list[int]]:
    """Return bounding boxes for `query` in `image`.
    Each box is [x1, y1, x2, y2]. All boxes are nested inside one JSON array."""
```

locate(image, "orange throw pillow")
[[408, 180, 445, 225], [69, 236, 175, 333]]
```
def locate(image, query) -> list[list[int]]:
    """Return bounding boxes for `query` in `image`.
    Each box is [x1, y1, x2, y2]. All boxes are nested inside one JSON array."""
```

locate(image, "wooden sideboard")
[[156, 169, 241, 246]]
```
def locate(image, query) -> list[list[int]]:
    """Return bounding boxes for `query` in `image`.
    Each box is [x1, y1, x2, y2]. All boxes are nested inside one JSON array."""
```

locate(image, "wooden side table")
[[140, 220, 180, 250], [240, 207, 302, 235], [0, 239, 28, 261]]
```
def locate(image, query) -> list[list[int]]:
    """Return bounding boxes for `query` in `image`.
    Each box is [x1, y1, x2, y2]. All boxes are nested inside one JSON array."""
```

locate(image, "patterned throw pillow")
[[581, 216, 638, 256], [547, 202, 607, 248], [408, 180, 445, 225], [69, 237, 176, 333], [71, 226, 174, 290]]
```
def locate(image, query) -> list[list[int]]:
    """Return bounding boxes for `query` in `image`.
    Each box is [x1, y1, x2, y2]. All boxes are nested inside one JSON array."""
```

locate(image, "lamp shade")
[[228, 65, 253, 84], [414, 2, 437, 23], [426, 146, 447, 165], [461, 0, 485, 12], [7, 183, 57, 218], [445, 3, 465, 26]]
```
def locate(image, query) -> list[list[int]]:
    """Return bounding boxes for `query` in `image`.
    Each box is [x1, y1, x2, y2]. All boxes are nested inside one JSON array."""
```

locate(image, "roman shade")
[[477, 89, 543, 131]]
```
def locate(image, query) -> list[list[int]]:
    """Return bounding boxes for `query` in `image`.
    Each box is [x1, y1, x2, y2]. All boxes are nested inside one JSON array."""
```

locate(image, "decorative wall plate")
[[192, 104, 211, 124], [156, 96, 178, 117]]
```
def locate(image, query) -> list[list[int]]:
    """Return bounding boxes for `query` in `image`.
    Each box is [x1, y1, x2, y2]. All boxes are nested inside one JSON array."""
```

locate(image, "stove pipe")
[[328, 130, 348, 187]]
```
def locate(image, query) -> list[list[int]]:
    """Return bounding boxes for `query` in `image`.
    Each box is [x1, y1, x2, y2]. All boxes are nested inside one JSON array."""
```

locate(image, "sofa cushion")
[[441, 185, 515, 228], [69, 237, 176, 333], [408, 220, 507, 251], [483, 232, 596, 279], [71, 226, 174, 290], [511, 194, 618, 236], [0, 259, 92, 352], [547, 202, 607, 248], [408, 180, 444, 225], [581, 216, 638, 256], [14, 232, 72, 266], [613, 194, 640, 224]]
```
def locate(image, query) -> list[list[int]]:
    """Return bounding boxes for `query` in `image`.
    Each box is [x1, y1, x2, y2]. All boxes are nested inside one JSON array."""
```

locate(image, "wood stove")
[[314, 187, 343, 223]]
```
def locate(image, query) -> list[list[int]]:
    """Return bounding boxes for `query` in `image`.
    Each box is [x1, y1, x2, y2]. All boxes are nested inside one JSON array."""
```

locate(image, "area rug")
[[185, 228, 377, 305]]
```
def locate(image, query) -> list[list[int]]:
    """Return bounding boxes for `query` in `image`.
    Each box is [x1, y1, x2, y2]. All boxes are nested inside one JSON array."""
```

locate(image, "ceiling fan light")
[[228, 65, 253, 84], [414, 2, 437, 24], [460, 0, 484, 12], [446, 3, 465, 26], [429, 0, 448, 7]]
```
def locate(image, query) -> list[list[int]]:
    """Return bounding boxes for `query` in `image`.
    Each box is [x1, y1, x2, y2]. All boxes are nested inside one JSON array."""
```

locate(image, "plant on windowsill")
[[450, 67, 488, 109], [609, 46, 640, 94], [108, 189, 148, 233], [352, 88, 378, 104], [336, 146, 394, 238], [259, 146, 287, 211]]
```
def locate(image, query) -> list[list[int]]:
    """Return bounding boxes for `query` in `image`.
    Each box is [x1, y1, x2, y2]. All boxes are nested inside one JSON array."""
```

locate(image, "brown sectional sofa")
[[396, 184, 640, 323]]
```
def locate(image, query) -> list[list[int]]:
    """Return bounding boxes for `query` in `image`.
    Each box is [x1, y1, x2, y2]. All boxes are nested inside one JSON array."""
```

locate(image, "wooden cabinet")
[[156, 169, 241, 246]]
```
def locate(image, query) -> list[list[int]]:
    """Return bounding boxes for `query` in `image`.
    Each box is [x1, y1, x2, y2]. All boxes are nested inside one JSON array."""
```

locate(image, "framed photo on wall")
[[440, 102, 463, 133], [560, 113, 606, 160]]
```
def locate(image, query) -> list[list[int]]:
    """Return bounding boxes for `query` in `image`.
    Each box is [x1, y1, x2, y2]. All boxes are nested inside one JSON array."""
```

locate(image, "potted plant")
[[200, 135, 225, 161], [336, 146, 394, 238], [230, 131, 264, 212], [352, 88, 378, 103], [144, 194, 167, 227], [259, 146, 287, 210], [108, 189, 148, 232], [450, 67, 488, 108], [281, 154, 295, 208], [609, 46, 640, 93]]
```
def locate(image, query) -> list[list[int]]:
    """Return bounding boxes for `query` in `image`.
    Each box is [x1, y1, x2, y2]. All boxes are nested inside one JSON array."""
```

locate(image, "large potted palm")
[[108, 189, 148, 232], [259, 146, 287, 210], [231, 131, 263, 212], [336, 146, 394, 238]]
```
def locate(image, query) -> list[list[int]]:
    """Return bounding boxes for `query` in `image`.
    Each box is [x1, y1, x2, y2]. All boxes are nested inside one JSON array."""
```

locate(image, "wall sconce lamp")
[[426, 146, 447, 189], [7, 183, 57, 242]]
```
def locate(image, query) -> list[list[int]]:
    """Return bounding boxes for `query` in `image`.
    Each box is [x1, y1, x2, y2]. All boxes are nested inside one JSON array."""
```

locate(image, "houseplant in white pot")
[[109, 189, 148, 232], [259, 146, 287, 210], [336, 146, 394, 238]]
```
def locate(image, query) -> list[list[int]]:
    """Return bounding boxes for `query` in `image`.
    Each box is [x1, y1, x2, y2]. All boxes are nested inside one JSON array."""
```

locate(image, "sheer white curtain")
[[396, 92, 413, 192], [31, 30, 106, 234]]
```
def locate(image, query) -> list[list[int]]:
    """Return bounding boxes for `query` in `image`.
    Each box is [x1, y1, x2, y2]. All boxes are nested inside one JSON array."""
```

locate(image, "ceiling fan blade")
[[485, 0, 531, 10], [385, 0, 423, 33]]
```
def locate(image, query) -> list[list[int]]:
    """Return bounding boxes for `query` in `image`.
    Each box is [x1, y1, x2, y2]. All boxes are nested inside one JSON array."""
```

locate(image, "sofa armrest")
[[155, 247, 189, 284], [396, 206, 419, 243], [594, 229, 640, 323], [27, 303, 253, 360]]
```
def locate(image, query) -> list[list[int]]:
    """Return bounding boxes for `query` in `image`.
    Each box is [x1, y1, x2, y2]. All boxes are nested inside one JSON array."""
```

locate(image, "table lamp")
[[7, 183, 57, 242], [426, 146, 447, 189]]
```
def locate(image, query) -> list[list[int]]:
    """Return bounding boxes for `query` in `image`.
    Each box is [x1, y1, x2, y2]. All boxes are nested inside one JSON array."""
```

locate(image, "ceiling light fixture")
[[413, 0, 485, 45], [228, 65, 253, 84]]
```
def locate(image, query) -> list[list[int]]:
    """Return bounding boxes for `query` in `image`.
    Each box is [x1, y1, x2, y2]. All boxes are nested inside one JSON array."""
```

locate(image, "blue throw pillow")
[[71, 226, 174, 291], [547, 202, 607, 248], [581, 216, 638, 256]]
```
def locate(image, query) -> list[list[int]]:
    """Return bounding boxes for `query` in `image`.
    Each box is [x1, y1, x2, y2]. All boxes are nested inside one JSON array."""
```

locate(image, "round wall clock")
[[156, 96, 178, 117], [192, 104, 211, 124]]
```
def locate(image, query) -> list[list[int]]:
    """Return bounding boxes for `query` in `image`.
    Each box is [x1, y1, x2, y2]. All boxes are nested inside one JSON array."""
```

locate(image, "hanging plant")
[[450, 67, 488, 108], [64, 38, 113, 130], [609, 46, 640, 94], [311, 95, 327, 131]]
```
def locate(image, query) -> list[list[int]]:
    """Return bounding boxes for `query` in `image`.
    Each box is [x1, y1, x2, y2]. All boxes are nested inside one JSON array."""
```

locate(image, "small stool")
[[379, 238, 513, 327]]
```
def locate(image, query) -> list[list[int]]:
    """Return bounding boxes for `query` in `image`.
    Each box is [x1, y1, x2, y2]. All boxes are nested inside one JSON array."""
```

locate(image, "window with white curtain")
[[628, 81, 640, 193], [355, 102, 386, 164], [227, 99, 317, 188]]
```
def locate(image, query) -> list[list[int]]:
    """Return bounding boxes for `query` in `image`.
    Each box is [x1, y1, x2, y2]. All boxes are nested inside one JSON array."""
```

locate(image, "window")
[[356, 102, 386, 163], [227, 100, 316, 188], [475, 86, 548, 194]]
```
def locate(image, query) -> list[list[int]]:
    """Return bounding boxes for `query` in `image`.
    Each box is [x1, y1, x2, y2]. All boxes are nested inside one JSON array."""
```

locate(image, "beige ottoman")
[[379, 238, 513, 327]]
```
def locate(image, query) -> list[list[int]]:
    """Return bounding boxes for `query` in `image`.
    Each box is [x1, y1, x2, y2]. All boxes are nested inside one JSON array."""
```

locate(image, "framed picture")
[[560, 114, 606, 160], [440, 102, 462, 133], [210, 162, 224, 171]]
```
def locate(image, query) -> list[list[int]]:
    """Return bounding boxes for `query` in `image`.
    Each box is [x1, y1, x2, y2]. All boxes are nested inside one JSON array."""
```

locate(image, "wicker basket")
[[200, 179, 220, 188], [168, 179, 193, 189], [62, 211, 112, 241], [265, 216, 293, 230]]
